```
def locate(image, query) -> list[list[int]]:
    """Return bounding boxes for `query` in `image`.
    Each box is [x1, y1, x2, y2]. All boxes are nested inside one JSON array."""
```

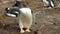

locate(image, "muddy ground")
[[0, 0, 60, 34]]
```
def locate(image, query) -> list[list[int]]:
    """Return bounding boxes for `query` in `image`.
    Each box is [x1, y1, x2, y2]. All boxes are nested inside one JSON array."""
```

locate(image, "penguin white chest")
[[19, 8, 32, 28]]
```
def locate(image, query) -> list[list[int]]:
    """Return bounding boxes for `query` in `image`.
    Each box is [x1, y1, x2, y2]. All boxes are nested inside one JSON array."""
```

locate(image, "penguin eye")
[[5, 8, 10, 11]]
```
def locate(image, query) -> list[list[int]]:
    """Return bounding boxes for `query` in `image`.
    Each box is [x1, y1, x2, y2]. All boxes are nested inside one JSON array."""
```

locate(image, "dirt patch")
[[0, 0, 60, 34]]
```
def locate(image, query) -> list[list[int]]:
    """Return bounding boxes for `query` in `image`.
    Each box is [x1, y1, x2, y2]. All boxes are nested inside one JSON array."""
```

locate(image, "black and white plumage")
[[5, 7, 20, 17], [43, 0, 55, 8], [5, 1, 32, 33], [13, 1, 27, 8]]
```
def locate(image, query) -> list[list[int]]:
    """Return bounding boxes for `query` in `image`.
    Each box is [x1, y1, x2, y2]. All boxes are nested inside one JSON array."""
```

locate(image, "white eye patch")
[[6, 13, 16, 17], [7, 8, 10, 10]]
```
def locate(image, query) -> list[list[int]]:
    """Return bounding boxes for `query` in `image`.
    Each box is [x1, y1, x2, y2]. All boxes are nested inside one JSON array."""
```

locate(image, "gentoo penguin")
[[5, 1, 33, 33], [43, 0, 55, 8]]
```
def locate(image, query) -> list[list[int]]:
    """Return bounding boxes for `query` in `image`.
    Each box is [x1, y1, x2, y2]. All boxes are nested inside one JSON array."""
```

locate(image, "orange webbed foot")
[[20, 29, 25, 33], [25, 28, 30, 32]]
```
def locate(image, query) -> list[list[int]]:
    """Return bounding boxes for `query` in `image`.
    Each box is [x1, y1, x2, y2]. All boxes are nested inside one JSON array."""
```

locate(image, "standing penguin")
[[43, 0, 56, 8], [14, 1, 33, 33], [5, 1, 33, 33]]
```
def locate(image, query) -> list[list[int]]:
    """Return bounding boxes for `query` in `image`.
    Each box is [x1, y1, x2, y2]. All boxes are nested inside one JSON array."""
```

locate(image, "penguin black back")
[[13, 1, 27, 8]]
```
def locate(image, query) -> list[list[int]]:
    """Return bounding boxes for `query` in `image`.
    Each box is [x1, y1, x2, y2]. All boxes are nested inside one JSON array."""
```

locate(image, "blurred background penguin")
[[42, 0, 56, 8]]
